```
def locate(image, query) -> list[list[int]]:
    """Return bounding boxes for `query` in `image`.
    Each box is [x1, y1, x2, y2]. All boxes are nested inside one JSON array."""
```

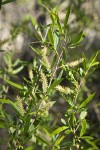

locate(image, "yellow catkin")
[[28, 65, 33, 81], [41, 47, 50, 69], [16, 96, 25, 116], [67, 58, 84, 68], [56, 85, 73, 95], [39, 100, 55, 115], [40, 71, 48, 93]]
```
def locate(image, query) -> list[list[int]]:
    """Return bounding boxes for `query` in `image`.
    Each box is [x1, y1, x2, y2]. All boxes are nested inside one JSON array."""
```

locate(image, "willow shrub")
[[0, 7, 99, 150]]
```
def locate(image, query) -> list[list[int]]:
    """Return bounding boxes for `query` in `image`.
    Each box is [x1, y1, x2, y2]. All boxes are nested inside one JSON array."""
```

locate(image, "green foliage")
[[0, 0, 16, 9], [0, 4, 100, 150]]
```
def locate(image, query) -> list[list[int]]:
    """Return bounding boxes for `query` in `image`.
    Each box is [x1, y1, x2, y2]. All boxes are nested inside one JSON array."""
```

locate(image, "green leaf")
[[31, 16, 38, 28], [31, 16, 42, 40], [53, 31, 59, 50], [80, 136, 94, 140], [62, 48, 66, 62], [65, 129, 72, 134], [12, 66, 24, 74], [10, 101, 23, 116], [61, 118, 66, 125], [51, 54, 57, 69], [84, 139, 98, 149], [29, 125, 35, 132], [67, 99, 75, 107], [33, 119, 40, 127], [56, 15, 62, 33], [48, 28, 54, 45], [0, 98, 23, 116], [57, 70, 64, 79], [64, 6, 70, 29], [79, 93, 95, 108], [76, 31, 83, 42], [82, 52, 87, 71], [24, 115, 31, 134], [50, 9, 57, 23], [12, 59, 20, 67], [0, 124, 5, 128], [4, 78, 23, 89], [63, 96, 74, 107], [90, 51, 100, 67], [54, 135, 65, 146], [91, 62, 99, 67], [68, 112, 75, 126], [0, 119, 6, 128], [69, 31, 85, 48], [48, 79, 62, 92], [80, 119, 87, 137], [0, 98, 11, 104], [25, 146, 33, 150], [51, 126, 68, 136], [35, 134, 49, 145], [30, 46, 40, 55], [2, 0, 16, 5], [79, 110, 87, 120]]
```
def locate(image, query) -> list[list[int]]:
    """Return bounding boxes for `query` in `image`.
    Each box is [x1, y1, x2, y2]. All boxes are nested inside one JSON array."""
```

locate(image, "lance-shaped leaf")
[[79, 93, 95, 108], [54, 135, 65, 146], [12, 66, 24, 74], [48, 78, 62, 92], [64, 6, 70, 29], [0, 98, 23, 116], [53, 31, 59, 50], [69, 31, 85, 48], [35, 134, 50, 145], [51, 54, 57, 69], [48, 27, 54, 45], [4, 78, 23, 89], [0, 98, 11, 104], [51, 126, 68, 136], [80, 119, 87, 137], [24, 115, 31, 134]]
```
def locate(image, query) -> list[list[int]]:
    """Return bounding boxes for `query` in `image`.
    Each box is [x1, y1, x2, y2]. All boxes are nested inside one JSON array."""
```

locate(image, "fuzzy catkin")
[[16, 96, 25, 116], [40, 71, 48, 93], [56, 85, 73, 95]]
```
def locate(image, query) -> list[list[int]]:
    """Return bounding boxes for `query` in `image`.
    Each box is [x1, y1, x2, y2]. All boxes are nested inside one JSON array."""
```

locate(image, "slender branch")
[[48, 50, 63, 87]]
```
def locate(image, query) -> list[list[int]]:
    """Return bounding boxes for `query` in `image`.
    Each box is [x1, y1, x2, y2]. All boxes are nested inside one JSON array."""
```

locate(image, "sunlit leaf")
[[0, 98, 11, 104], [4, 78, 23, 89], [12, 66, 24, 74], [54, 135, 65, 146], [79, 93, 95, 108], [53, 31, 59, 50], [61, 118, 66, 125], [69, 31, 85, 48], [48, 79, 62, 92], [51, 126, 68, 136], [48, 28, 54, 45], [0, 98, 23, 116], [79, 110, 87, 120], [80, 119, 87, 137]]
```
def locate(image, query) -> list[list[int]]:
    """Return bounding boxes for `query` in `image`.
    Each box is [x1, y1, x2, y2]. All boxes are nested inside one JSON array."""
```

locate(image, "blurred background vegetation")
[[0, 0, 100, 149]]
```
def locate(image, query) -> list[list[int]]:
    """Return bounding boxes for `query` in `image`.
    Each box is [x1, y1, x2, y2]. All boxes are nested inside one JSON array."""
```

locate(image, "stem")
[[48, 50, 63, 87], [74, 80, 82, 104]]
